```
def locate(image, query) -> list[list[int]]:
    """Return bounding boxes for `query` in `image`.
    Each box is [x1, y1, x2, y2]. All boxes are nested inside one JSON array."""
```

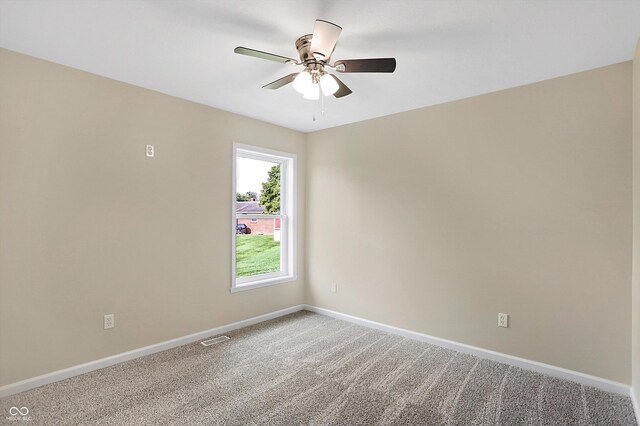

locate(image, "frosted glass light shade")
[[320, 73, 339, 96], [310, 20, 342, 60], [303, 83, 320, 100], [292, 71, 312, 94]]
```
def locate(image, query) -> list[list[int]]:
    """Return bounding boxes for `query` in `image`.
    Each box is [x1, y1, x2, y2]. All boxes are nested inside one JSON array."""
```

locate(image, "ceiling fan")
[[234, 19, 396, 100]]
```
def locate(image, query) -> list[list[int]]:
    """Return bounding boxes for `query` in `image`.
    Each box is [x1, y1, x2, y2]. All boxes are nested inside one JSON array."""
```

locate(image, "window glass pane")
[[235, 218, 281, 277], [236, 157, 280, 215], [232, 146, 293, 288]]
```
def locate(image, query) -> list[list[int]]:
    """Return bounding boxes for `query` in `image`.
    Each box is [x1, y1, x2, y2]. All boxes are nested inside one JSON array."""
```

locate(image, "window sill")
[[230, 275, 297, 293]]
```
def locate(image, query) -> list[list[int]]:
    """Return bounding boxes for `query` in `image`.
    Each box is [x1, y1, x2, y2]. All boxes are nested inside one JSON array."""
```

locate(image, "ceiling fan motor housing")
[[234, 19, 396, 99], [295, 34, 314, 63]]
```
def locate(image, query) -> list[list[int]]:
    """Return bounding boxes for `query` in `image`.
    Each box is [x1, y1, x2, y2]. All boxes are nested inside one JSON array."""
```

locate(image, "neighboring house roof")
[[236, 201, 265, 214]]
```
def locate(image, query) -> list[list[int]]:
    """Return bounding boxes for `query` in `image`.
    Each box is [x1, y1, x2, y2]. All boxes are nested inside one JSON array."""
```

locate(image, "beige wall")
[[0, 48, 306, 386], [633, 39, 640, 408], [306, 62, 632, 383], [1, 47, 635, 389]]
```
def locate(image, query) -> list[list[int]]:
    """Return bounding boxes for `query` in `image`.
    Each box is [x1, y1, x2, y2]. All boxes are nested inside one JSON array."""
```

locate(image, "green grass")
[[235, 234, 281, 277]]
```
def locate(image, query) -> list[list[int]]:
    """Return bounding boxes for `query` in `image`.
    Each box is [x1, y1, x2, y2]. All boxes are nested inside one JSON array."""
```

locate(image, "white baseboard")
[[631, 387, 640, 425], [0, 304, 305, 398], [303, 305, 631, 397], [1, 302, 634, 406]]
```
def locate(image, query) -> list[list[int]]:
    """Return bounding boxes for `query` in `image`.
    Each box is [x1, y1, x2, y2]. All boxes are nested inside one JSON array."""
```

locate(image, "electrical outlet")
[[146, 144, 154, 158], [498, 313, 508, 328], [331, 282, 337, 293], [104, 314, 114, 330]]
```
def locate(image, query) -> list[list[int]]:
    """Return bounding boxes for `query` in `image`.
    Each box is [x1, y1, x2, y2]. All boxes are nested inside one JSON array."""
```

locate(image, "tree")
[[259, 165, 280, 214], [236, 191, 259, 202]]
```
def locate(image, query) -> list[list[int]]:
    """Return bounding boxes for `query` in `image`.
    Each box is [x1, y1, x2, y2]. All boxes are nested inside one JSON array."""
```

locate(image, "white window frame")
[[231, 143, 296, 292]]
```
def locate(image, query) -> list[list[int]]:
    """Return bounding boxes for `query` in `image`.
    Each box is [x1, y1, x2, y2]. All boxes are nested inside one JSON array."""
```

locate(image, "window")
[[232, 144, 296, 292]]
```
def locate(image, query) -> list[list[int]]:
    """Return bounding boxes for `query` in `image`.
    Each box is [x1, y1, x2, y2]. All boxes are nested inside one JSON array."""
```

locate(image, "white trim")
[[234, 143, 296, 162], [230, 275, 297, 293], [302, 305, 631, 396], [231, 144, 238, 289], [1, 303, 634, 404], [631, 387, 640, 425], [236, 270, 286, 286], [0, 305, 305, 398], [231, 143, 296, 292]]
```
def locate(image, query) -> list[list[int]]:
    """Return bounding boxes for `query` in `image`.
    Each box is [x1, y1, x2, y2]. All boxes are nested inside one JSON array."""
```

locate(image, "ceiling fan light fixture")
[[309, 20, 342, 61], [235, 19, 396, 101], [292, 71, 312, 94], [303, 82, 320, 100], [320, 73, 339, 96]]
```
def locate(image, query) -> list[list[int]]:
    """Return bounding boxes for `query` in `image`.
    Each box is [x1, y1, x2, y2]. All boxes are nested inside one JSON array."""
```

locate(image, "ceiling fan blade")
[[331, 75, 352, 98], [234, 47, 297, 64], [334, 58, 396, 73], [262, 73, 299, 90], [309, 20, 342, 61]]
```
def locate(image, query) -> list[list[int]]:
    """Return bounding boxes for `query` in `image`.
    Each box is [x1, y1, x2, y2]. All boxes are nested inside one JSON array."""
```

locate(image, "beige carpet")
[[1, 310, 636, 425]]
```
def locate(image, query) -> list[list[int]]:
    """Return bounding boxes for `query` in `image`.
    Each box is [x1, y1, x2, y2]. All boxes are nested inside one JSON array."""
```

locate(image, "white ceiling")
[[1, 0, 639, 133]]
